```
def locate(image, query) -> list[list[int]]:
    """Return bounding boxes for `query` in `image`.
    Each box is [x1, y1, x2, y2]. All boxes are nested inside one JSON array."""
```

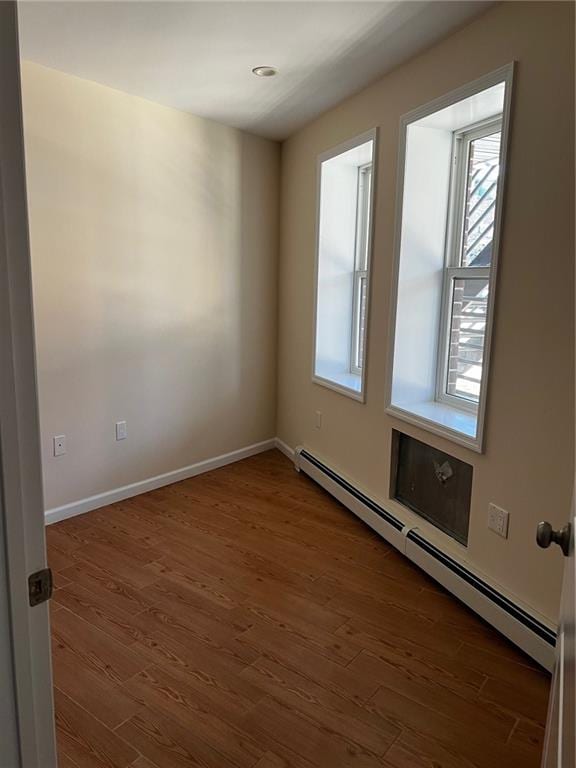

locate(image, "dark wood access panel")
[[391, 430, 473, 546]]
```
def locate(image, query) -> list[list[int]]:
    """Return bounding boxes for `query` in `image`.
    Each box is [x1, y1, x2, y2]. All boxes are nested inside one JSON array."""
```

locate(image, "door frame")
[[0, 3, 57, 766]]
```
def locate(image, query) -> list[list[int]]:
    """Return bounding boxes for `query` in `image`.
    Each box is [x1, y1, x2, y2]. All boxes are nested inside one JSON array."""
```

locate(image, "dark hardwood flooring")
[[46, 449, 551, 768]]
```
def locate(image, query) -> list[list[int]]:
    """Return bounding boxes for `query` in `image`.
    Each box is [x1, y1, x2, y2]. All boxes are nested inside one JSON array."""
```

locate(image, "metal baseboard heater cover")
[[296, 447, 556, 671]]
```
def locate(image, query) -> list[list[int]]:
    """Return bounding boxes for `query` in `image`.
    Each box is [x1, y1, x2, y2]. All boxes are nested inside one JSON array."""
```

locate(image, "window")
[[438, 120, 502, 409], [313, 131, 376, 400], [351, 163, 372, 375], [386, 65, 513, 451]]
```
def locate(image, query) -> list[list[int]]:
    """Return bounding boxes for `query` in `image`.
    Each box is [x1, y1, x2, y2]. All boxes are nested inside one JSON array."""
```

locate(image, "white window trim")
[[312, 128, 378, 403], [436, 266, 491, 412], [385, 63, 515, 452], [350, 163, 372, 376], [436, 117, 503, 412], [349, 269, 367, 375], [445, 117, 504, 267]]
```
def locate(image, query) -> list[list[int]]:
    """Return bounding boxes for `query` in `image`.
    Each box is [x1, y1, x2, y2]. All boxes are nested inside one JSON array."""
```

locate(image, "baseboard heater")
[[296, 447, 556, 671]]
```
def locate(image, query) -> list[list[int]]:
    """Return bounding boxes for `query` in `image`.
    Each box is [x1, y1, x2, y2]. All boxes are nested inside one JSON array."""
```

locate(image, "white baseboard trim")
[[45, 438, 276, 525], [296, 446, 556, 671], [274, 437, 296, 461]]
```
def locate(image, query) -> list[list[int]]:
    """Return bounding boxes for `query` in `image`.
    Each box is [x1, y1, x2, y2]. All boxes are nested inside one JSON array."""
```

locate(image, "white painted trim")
[[274, 438, 296, 462], [385, 63, 515, 454], [398, 63, 515, 132], [316, 128, 378, 167], [311, 127, 379, 404], [311, 373, 364, 402], [386, 403, 482, 453], [0, 5, 57, 766], [45, 439, 276, 525], [297, 446, 556, 671]]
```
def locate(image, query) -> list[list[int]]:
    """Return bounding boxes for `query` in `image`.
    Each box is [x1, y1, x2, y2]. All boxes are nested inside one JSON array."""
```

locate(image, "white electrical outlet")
[[315, 410, 322, 429], [488, 503, 510, 538], [115, 421, 128, 441], [53, 435, 66, 457]]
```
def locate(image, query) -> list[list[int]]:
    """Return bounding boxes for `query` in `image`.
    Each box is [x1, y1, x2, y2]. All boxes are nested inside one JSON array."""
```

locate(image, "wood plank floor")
[[47, 449, 551, 768]]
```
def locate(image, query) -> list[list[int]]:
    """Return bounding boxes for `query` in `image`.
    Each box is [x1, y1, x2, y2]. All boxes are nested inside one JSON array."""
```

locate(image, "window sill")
[[387, 399, 482, 452], [313, 370, 364, 402]]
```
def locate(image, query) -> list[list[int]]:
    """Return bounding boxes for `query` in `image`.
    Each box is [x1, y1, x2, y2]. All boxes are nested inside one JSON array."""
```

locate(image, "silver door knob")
[[536, 521, 572, 557]]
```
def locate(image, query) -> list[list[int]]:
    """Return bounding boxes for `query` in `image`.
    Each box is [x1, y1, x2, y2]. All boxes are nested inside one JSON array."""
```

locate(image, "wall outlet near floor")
[[115, 420, 128, 441], [315, 410, 322, 429], [53, 435, 66, 457], [488, 503, 509, 538]]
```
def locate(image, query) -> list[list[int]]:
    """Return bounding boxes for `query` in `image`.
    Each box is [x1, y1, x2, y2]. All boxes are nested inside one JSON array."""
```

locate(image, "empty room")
[[0, 1, 574, 767]]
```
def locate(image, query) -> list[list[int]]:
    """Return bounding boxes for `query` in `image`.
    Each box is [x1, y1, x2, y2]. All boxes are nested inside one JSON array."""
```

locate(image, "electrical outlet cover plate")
[[488, 503, 509, 538], [53, 435, 66, 457]]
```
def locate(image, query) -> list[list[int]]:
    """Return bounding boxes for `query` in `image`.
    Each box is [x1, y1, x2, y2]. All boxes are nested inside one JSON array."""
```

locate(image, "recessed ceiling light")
[[252, 65, 278, 78]]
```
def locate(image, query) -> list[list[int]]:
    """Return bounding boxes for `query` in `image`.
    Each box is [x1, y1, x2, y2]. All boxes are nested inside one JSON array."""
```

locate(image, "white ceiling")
[[18, 1, 492, 140]]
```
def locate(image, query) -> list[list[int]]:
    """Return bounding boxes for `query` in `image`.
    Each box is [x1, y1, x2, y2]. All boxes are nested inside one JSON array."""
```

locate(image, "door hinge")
[[28, 567, 53, 607]]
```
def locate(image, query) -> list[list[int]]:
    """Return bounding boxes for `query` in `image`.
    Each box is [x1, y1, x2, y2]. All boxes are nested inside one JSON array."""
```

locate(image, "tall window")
[[387, 66, 513, 451], [313, 131, 376, 401], [438, 120, 502, 408]]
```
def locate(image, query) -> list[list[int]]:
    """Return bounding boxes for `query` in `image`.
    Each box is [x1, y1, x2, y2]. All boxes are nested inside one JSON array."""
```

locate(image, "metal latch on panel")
[[433, 460, 454, 485], [28, 567, 53, 606]]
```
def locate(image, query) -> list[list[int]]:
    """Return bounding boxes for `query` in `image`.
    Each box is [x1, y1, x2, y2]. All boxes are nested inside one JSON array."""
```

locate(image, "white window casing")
[[386, 64, 515, 452], [312, 129, 377, 401]]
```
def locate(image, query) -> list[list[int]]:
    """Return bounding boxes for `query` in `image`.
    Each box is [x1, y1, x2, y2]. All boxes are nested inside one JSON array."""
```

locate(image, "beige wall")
[[21, 62, 279, 510], [277, 1, 574, 624]]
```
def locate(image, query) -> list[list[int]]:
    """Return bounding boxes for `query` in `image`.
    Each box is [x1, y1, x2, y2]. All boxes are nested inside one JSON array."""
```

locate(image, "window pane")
[[356, 166, 372, 272], [461, 130, 501, 267], [446, 276, 489, 403], [351, 163, 372, 374], [355, 274, 368, 369]]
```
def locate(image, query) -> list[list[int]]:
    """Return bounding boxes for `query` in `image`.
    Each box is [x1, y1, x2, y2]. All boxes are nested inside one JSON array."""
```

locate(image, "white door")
[[0, 2, 57, 767], [539, 511, 575, 767], [540, 58, 576, 756]]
